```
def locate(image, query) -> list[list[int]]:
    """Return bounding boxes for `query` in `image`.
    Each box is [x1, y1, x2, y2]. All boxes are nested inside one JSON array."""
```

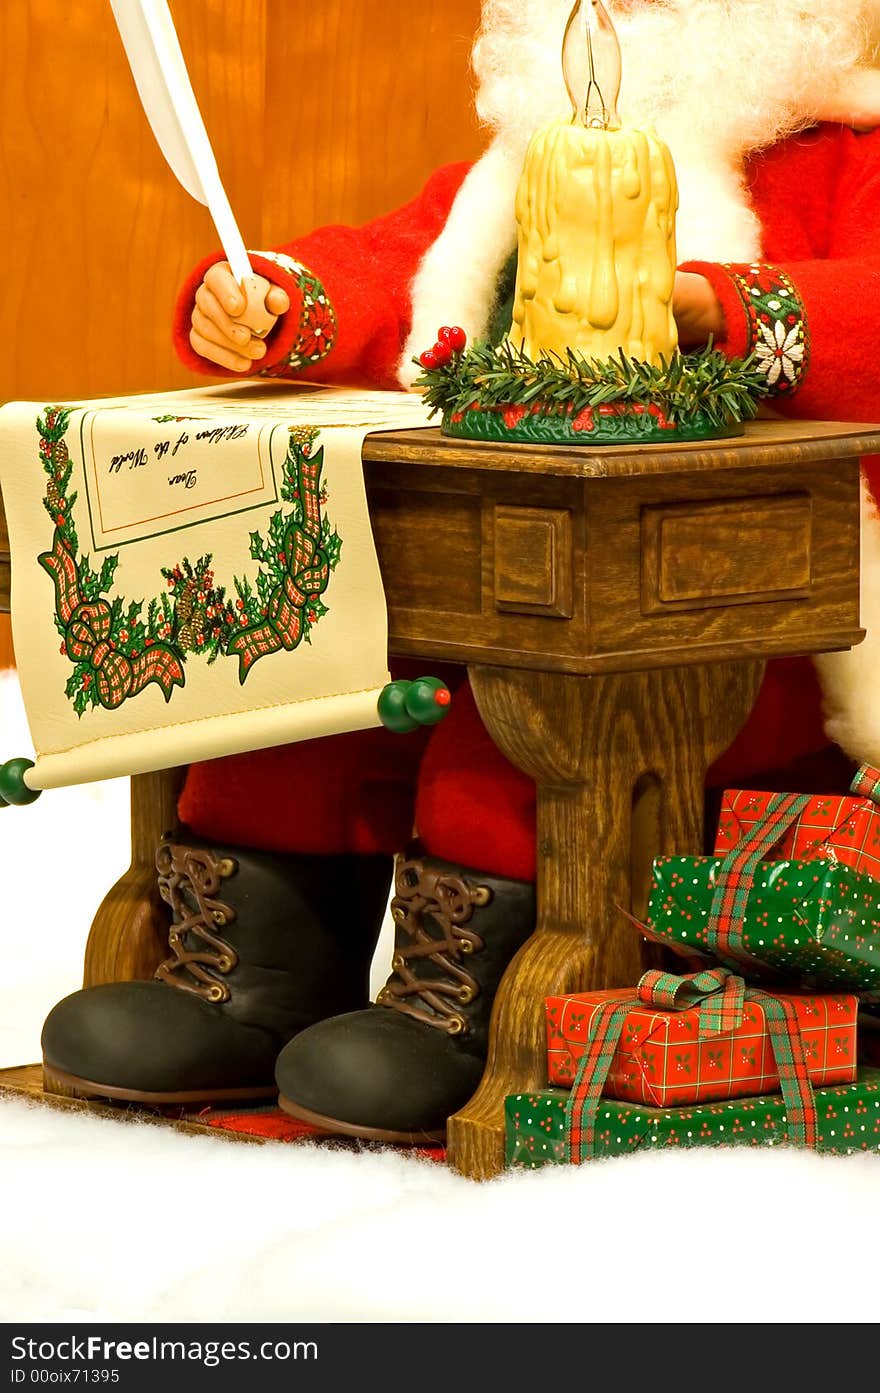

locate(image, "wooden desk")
[[0, 419, 875, 1179]]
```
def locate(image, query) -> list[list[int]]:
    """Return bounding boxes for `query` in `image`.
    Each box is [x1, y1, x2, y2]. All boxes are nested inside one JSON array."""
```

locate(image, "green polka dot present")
[[646, 791, 880, 1000], [505, 1069, 880, 1168], [648, 855, 880, 995]]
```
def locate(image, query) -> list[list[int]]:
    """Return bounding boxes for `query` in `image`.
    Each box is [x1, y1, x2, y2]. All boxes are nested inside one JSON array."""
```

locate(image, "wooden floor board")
[[0, 1064, 268, 1144]]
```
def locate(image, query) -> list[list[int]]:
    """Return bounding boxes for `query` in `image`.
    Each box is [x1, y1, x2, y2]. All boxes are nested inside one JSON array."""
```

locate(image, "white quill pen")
[[108, 0, 274, 335]]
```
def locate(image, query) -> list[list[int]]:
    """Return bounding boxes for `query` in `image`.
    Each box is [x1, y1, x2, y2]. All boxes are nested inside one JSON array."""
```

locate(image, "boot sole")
[[277, 1093, 446, 1145], [42, 1063, 278, 1108]]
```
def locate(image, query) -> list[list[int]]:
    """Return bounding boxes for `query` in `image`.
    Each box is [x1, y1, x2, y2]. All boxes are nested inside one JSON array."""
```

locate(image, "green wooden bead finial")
[[377, 677, 452, 733], [404, 676, 452, 726], [377, 681, 420, 734], [0, 758, 41, 807]]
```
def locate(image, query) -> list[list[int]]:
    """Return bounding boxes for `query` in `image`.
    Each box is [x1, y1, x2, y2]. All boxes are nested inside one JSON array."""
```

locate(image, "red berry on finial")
[[440, 325, 467, 352], [419, 349, 440, 370], [432, 340, 452, 366]]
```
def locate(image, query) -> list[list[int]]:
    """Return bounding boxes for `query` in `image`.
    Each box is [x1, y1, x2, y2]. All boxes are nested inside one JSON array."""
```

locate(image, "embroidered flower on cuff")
[[248, 249, 338, 373], [755, 319, 805, 387], [723, 262, 809, 396]]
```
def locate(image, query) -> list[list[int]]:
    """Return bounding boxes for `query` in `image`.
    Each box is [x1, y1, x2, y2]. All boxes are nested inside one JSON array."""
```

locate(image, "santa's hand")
[[673, 271, 725, 348], [189, 263, 290, 373]]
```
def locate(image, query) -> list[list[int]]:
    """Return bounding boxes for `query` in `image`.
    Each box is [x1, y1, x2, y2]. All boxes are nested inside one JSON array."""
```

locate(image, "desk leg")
[[446, 660, 764, 1180], [82, 768, 185, 987]]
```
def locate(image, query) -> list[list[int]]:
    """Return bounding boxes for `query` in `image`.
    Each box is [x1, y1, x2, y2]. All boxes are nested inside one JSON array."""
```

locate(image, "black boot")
[[274, 851, 535, 1142], [41, 834, 392, 1106]]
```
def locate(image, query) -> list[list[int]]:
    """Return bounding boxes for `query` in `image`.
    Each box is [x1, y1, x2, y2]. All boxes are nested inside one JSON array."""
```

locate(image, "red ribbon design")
[[227, 454, 329, 683], [39, 531, 185, 709]]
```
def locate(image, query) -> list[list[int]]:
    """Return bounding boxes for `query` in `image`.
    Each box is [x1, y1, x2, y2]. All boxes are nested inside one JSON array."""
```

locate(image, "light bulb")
[[562, 0, 622, 130]]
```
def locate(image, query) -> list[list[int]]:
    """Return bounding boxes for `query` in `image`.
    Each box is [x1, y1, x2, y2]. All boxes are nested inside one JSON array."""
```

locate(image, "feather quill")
[[108, 0, 252, 285]]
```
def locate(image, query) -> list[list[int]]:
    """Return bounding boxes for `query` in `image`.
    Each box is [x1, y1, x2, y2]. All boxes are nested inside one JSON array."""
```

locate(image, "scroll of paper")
[[0, 383, 432, 788]]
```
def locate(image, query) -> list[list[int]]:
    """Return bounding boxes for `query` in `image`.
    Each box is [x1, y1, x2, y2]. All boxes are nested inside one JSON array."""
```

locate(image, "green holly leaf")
[[98, 555, 118, 593], [249, 530, 266, 562], [268, 510, 287, 546], [323, 531, 342, 569]]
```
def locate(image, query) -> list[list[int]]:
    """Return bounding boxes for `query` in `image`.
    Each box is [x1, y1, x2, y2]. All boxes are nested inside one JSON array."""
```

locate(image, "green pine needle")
[[414, 341, 768, 429]]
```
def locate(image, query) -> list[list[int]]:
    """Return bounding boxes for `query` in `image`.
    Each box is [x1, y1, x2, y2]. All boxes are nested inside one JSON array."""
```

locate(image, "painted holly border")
[[36, 407, 342, 716]]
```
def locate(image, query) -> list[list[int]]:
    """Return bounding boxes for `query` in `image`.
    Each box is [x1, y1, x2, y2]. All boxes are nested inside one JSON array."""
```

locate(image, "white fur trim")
[[660, 151, 762, 266], [397, 140, 520, 388], [814, 480, 880, 764]]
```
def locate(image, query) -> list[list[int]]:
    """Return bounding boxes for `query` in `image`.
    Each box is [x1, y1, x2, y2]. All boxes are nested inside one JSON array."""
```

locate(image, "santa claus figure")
[[41, 0, 880, 1142]]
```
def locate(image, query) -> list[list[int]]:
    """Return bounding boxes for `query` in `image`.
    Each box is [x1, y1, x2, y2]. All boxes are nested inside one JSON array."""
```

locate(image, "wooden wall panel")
[[0, 0, 483, 404], [262, 2, 484, 239], [0, 0, 483, 668], [0, 0, 266, 401]]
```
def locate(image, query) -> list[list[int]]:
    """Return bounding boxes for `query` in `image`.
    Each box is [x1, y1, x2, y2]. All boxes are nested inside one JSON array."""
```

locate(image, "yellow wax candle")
[[508, 119, 679, 366]]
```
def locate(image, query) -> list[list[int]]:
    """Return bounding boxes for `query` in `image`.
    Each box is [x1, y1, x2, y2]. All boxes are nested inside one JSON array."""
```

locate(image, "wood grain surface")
[[446, 659, 765, 1177], [0, 0, 483, 405], [0, 1, 483, 667]]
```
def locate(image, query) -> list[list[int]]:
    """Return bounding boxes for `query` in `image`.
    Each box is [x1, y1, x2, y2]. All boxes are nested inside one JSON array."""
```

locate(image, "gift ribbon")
[[564, 966, 818, 1163], [705, 792, 812, 962], [39, 531, 184, 708], [227, 454, 329, 682], [705, 765, 880, 976], [849, 764, 880, 802]]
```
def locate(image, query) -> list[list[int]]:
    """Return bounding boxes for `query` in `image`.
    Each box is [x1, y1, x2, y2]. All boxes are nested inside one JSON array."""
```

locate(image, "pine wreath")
[[35, 408, 343, 716], [415, 337, 769, 446]]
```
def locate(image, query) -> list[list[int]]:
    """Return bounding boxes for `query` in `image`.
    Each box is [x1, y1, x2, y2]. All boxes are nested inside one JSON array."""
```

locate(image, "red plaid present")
[[546, 988, 858, 1107], [715, 779, 880, 882]]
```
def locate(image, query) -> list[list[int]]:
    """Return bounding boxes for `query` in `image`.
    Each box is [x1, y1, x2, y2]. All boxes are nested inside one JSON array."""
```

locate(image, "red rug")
[[198, 1105, 447, 1161]]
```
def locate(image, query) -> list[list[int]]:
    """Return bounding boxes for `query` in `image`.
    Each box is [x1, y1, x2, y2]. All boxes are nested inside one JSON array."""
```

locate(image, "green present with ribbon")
[[646, 789, 880, 999], [505, 1069, 880, 1168]]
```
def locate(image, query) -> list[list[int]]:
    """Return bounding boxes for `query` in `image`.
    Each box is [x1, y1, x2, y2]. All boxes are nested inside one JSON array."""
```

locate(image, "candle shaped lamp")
[[414, 0, 765, 444], [509, 0, 679, 366]]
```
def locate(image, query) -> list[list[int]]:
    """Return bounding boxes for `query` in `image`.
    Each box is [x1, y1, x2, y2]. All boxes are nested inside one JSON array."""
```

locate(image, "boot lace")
[[376, 857, 492, 1036], [154, 840, 238, 1004]]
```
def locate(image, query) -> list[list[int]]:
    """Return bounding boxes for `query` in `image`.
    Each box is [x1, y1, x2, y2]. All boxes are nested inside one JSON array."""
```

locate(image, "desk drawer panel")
[[369, 485, 482, 615], [641, 493, 813, 613], [588, 464, 860, 660]]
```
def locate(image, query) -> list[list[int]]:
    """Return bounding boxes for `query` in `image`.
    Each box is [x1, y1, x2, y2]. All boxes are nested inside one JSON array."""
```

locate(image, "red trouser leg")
[[177, 722, 432, 857], [178, 658, 833, 878]]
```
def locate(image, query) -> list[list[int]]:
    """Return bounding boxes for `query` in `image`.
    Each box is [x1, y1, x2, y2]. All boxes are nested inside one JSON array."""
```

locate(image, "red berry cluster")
[[418, 325, 467, 371]]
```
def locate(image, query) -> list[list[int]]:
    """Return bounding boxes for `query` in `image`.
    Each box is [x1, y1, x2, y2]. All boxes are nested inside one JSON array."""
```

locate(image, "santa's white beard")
[[473, 0, 879, 262]]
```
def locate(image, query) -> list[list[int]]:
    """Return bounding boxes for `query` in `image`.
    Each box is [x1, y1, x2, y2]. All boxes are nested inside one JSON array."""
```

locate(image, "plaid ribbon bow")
[[564, 965, 818, 1163], [704, 766, 880, 978], [39, 531, 184, 709], [227, 454, 329, 682]]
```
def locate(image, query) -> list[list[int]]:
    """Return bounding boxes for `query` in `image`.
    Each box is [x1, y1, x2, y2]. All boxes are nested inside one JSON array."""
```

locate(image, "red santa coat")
[[173, 123, 880, 880]]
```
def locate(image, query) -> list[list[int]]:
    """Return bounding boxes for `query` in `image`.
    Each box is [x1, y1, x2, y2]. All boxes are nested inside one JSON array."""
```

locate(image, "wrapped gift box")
[[648, 856, 880, 994], [546, 988, 858, 1105], [505, 1069, 880, 1169], [715, 788, 880, 880]]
